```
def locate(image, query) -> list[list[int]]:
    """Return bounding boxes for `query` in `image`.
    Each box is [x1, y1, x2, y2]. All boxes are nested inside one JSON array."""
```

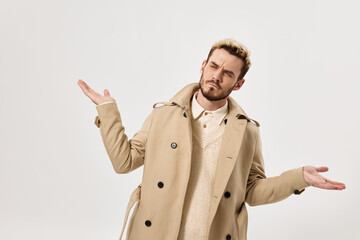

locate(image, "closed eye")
[[225, 71, 234, 77], [210, 63, 218, 69]]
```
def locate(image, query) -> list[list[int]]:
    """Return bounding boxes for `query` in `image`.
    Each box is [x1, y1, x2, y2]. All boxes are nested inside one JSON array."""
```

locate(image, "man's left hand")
[[303, 166, 346, 190]]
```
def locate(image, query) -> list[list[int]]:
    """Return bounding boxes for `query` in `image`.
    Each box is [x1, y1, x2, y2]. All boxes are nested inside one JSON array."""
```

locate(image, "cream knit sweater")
[[178, 92, 228, 240]]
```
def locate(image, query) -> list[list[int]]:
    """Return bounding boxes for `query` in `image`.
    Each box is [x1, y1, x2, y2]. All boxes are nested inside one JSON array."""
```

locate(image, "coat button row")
[[145, 181, 165, 228], [226, 234, 231, 240], [145, 220, 151, 227], [224, 191, 231, 198], [171, 142, 177, 149]]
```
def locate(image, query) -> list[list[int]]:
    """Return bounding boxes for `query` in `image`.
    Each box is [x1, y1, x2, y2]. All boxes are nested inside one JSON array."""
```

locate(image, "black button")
[[158, 182, 164, 188], [224, 191, 231, 198], [171, 142, 177, 149], [226, 234, 231, 240], [183, 112, 187, 118], [224, 119, 228, 124], [145, 220, 151, 227]]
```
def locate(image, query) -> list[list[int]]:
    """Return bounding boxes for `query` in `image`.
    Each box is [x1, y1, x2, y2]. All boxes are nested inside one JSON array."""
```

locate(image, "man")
[[78, 39, 345, 240]]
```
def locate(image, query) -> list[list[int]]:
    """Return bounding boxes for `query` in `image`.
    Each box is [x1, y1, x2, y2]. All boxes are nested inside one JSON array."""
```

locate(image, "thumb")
[[315, 166, 329, 173], [104, 89, 110, 97]]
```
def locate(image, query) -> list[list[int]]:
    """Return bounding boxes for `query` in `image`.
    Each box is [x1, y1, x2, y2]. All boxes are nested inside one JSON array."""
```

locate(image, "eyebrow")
[[209, 61, 235, 76]]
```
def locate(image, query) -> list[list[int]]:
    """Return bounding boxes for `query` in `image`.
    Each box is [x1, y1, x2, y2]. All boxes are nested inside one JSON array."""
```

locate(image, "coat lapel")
[[207, 97, 248, 227]]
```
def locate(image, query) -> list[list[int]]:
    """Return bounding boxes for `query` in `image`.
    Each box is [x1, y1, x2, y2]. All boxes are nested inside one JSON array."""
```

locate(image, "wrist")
[[302, 166, 311, 186]]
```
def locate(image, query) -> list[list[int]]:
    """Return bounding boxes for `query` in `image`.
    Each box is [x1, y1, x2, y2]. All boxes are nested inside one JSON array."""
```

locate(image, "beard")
[[199, 74, 237, 101]]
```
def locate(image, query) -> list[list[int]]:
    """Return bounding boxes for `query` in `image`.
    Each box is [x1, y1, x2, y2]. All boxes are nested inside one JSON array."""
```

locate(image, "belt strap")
[[119, 185, 141, 240]]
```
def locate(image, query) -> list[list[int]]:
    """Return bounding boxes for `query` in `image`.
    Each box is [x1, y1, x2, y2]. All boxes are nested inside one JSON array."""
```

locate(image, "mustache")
[[205, 80, 221, 89]]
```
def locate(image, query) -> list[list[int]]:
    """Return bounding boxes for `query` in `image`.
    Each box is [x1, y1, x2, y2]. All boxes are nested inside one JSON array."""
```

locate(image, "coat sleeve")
[[94, 102, 154, 174], [245, 126, 310, 206]]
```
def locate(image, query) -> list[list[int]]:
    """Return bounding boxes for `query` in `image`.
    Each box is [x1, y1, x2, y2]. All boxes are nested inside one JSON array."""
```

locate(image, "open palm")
[[77, 79, 115, 105], [303, 166, 346, 190]]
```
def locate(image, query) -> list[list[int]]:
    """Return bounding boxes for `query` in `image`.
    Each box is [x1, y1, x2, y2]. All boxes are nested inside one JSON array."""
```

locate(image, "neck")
[[196, 90, 227, 111]]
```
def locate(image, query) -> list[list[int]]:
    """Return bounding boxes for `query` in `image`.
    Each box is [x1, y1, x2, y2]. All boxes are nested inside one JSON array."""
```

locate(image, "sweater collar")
[[191, 91, 228, 126]]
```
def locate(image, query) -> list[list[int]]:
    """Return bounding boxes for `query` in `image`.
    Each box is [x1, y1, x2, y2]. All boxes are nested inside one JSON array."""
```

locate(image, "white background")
[[1, 0, 359, 239]]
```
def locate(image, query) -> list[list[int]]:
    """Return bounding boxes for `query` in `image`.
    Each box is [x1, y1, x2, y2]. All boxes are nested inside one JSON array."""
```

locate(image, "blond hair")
[[206, 38, 251, 80]]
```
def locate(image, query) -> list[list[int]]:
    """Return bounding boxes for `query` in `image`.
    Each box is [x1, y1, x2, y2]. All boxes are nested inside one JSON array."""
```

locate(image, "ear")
[[233, 79, 245, 91], [200, 60, 207, 73]]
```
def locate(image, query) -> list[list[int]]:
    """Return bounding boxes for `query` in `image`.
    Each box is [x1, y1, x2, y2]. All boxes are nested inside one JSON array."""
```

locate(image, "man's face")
[[199, 48, 245, 101]]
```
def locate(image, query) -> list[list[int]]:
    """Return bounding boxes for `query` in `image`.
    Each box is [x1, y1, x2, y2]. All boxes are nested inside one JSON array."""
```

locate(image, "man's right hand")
[[77, 79, 116, 105]]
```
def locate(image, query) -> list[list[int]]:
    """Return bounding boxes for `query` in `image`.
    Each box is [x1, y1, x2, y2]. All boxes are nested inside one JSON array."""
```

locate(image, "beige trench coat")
[[94, 83, 309, 240]]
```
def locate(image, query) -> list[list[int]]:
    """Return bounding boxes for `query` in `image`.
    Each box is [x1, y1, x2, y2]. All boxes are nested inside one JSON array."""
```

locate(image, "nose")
[[212, 69, 223, 82]]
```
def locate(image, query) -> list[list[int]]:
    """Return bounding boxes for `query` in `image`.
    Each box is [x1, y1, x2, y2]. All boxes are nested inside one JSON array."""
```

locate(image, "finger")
[[314, 178, 346, 190], [82, 81, 93, 93], [77, 80, 102, 104], [322, 182, 346, 190], [77, 79, 87, 90], [104, 89, 110, 97], [315, 181, 341, 190], [315, 166, 329, 173], [78, 79, 91, 93], [79, 80, 100, 97], [324, 178, 346, 186], [325, 178, 346, 188]]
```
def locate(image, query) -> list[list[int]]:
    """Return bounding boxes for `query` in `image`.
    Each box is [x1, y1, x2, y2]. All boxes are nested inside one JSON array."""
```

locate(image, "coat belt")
[[119, 185, 141, 240]]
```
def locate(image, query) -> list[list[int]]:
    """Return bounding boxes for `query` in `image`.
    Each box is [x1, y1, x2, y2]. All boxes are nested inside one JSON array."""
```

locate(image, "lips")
[[207, 82, 220, 89]]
